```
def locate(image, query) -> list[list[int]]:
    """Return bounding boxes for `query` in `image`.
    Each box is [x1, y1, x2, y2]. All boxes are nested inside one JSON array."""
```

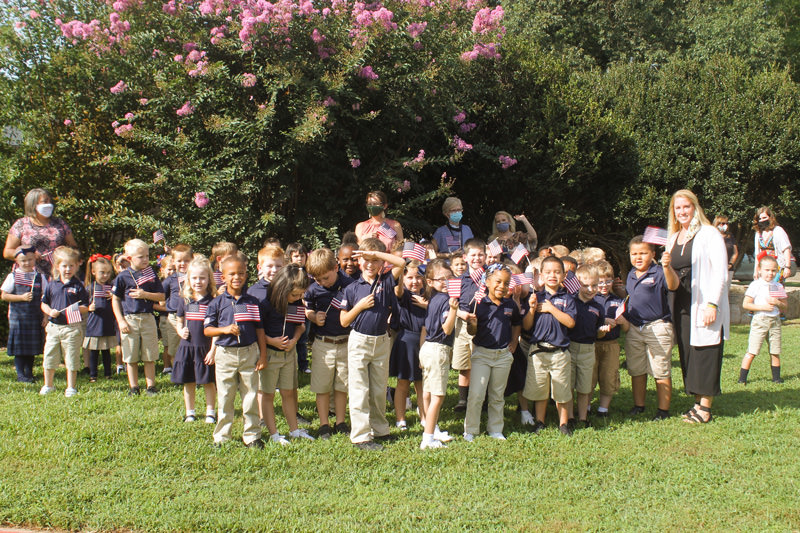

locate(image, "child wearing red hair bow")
[[84, 254, 117, 381]]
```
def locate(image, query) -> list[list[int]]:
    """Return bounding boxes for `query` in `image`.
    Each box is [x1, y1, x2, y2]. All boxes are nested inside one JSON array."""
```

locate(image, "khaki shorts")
[[310, 336, 349, 394], [524, 347, 571, 403], [593, 340, 621, 396], [419, 341, 452, 396], [43, 322, 84, 371], [451, 318, 473, 371], [259, 347, 298, 392], [160, 313, 181, 355], [748, 314, 781, 355], [624, 319, 674, 380], [121, 314, 160, 364], [569, 342, 596, 394]]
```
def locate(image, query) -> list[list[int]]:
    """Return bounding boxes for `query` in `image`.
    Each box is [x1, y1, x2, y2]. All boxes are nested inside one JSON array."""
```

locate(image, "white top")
[[754, 226, 792, 268], [745, 278, 781, 318], [668, 225, 730, 346], [1, 273, 14, 293]]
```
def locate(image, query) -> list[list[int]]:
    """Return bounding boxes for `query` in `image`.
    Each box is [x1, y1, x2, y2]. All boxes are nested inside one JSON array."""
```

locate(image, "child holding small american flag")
[[738, 255, 788, 385], [83, 254, 117, 381], [172, 256, 217, 423], [1, 247, 46, 383], [258, 264, 313, 444], [40, 246, 88, 396]]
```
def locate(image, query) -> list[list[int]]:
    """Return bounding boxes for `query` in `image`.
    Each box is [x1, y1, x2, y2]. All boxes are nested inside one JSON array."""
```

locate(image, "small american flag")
[[233, 303, 260, 322], [769, 284, 788, 299], [402, 242, 427, 262], [512, 273, 533, 287], [213, 271, 224, 287], [469, 267, 484, 286], [377, 222, 397, 240], [509, 276, 518, 291], [93, 283, 112, 300], [14, 271, 36, 287], [446, 279, 461, 299], [153, 229, 165, 244], [445, 236, 460, 249], [643, 226, 668, 246], [285, 304, 306, 324], [510, 244, 528, 264], [42, 250, 54, 264], [329, 297, 344, 310], [487, 239, 503, 257], [615, 299, 627, 320], [65, 302, 82, 324], [185, 303, 208, 321], [132, 266, 156, 286], [473, 284, 486, 303], [563, 271, 581, 294]]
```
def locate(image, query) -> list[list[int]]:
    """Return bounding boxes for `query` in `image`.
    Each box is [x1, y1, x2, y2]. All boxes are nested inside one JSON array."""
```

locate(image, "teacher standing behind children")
[[666, 190, 729, 425], [354, 191, 404, 252]]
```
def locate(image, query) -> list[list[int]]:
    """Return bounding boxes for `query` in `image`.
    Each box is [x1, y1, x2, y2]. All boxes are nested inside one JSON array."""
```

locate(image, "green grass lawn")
[[1, 325, 799, 531]]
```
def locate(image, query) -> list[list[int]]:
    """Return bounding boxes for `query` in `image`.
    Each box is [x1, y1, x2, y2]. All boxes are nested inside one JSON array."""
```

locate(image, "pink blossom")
[[407, 22, 427, 38], [186, 49, 203, 62], [114, 124, 133, 137], [413, 149, 425, 162], [317, 46, 334, 59], [311, 28, 325, 44], [194, 191, 209, 208], [471, 6, 505, 36], [412, 41, 423, 50], [358, 66, 378, 80], [499, 155, 517, 169], [241, 73, 257, 87], [461, 42, 501, 61], [396, 180, 411, 192], [459, 122, 476, 134], [415, 116, 422, 122], [176, 101, 194, 116], [139, 98, 149, 105], [110, 80, 127, 94], [452, 136, 473, 152], [28, 10, 40, 18], [352, 103, 361, 111], [350, 158, 361, 168], [162, 1, 177, 14], [453, 111, 466, 124], [188, 61, 208, 77], [15, 21, 26, 29], [183, 42, 197, 52], [152, 49, 161, 57], [174, 54, 183, 62], [124, 112, 134, 120], [323, 96, 336, 107], [63, 119, 72, 126]]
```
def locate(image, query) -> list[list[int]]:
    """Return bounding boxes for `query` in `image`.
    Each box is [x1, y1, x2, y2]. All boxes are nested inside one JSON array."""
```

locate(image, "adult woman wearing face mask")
[[354, 190, 404, 252], [712, 216, 739, 276], [431, 197, 474, 254], [753, 206, 793, 283], [487, 210, 538, 253], [3, 188, 78, 278]]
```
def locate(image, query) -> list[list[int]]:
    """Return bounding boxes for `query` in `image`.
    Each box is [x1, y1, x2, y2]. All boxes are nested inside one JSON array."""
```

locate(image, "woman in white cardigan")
[[666, 190, 729, 424]]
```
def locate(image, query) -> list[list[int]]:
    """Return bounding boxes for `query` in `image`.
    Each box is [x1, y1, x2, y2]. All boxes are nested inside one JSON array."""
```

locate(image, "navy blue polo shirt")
[[595, 293, 623, 341], [112, 268, 165, 315], [396, 290, 426, 333], [260, 298, 302, 340], [86, 281, 115, 337], [424, 291, 456, 346], [458, 270, 481, 312], [529, 288, 576, 349], [204, 291, 262, 347], [472, 296, 521, 350], [162, 273, 184, 313], [624, 263, 671, 327], [569, 297, 605, 344], [342, 272, 396, 336], [303, 272, 353, 337], [246, 278, 270, 305], [42, 277, 89, 325]]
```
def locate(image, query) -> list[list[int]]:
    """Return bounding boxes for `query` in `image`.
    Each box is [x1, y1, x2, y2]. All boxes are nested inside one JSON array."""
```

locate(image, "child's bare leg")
[[203, 383, 216, 412], [458, 369, 470, 387], [556, 402, 570, 426], [534, 399, 547, 423], [66, 370, 77, 390], [143, 361, 156, 388], [262, 392, 278, 435], [577, 392, 589, 420], [518, 395, 529, 412], [316, 392, 331, 426], [44, 368, 56, 388], [740, 352, 756, 370], [127, 363, 139, 388], [631, 374, 647, 407], [281, 389, 299, 431], [258, 390, 267, 421], [163, 350, 172, 369], [424, 395, 444, 435], [770, 354, 781, 367], [334, 390, 347, 424], [115, 346, 123, 366], [655, 378, 671, 411], [413, 380, 425, 423], [598, 393, 612, 410], [184, 383, 196, 413], [394, 379, 410, 422]]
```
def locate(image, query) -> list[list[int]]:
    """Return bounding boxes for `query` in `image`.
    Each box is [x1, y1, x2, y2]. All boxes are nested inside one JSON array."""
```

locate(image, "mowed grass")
[[1, 325, 799, 532]]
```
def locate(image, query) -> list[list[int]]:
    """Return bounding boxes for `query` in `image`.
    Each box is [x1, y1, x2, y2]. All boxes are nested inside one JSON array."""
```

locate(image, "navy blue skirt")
[[7, 317, 44, 356], [389, 329, 422, 381], [171, 345, 215, 385]]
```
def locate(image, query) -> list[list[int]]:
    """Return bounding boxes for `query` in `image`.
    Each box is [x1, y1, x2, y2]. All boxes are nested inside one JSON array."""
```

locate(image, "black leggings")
[[14, 355, 35, 381], [89, 350, 112, 378]]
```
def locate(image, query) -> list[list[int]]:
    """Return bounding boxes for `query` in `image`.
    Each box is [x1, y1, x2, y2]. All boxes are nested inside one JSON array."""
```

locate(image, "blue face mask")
[[449, 211, 463, 224], [496, 222, 510, 233]]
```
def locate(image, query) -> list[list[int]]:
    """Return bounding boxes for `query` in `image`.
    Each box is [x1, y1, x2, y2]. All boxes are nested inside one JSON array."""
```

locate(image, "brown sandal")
[[684, 405, 712, 424]]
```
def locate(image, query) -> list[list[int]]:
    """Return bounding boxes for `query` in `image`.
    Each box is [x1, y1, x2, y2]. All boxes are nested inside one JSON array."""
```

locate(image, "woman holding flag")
[[665, 190, 729, 424], [488, 211, 538, 254], [355, 191, 403, 252]]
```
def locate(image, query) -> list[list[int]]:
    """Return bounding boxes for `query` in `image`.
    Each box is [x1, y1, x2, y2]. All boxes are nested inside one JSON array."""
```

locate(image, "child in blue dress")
[[83, 255, 117, 381]]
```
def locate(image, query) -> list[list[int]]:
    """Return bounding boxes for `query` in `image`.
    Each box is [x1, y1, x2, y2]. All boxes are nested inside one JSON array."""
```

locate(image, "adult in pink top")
[[354, 191, 404, 252]]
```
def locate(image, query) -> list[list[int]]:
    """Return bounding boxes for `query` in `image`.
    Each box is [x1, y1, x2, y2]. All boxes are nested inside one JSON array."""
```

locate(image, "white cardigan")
[[668, 225, 730, 346]]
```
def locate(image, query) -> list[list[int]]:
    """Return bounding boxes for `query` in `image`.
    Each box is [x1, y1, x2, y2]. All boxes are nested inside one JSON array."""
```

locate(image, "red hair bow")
[[89, 253, 111, 263]]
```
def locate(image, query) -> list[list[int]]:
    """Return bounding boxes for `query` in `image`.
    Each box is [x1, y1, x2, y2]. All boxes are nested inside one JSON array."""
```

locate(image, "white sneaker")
[[289, 428, 315, 441], [396, 420, 408, 431], [64, 387, 78, 398], [463, 432, 475, 442], [116, 365, 125, 375], [420, 439, 446, 450], [270, 433, 291, 446], [162, 367, 173, 374], [204, 413, 216, 424], [302, 368, 312, 374], [488, 432, 506, 440], [434, 426, 454, 442], [520, 410, 535, 425], [39, 386, 55, 395]]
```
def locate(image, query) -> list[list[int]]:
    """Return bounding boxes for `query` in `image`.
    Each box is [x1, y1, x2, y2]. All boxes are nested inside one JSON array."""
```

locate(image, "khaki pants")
[[569, 342, 596, 394], [593, 340, 621, 396], [624, 320, 674, 379], [347, 331, 391, 443], [160, 313, 181, 355], [451, 318, 473, 370], [214, 344, 262, 445], [464, 346, 512, 435], [43, 322, 84, 371], [121, 314, 159, 364], [310, 336, 349, 394]]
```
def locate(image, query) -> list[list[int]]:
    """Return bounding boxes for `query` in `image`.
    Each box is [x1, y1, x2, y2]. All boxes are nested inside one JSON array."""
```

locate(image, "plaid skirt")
[[7, 316, 44, 356]]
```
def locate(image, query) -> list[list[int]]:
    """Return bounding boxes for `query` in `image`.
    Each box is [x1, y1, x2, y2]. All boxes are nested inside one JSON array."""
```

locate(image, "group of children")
[[1, 229, 789, 450]]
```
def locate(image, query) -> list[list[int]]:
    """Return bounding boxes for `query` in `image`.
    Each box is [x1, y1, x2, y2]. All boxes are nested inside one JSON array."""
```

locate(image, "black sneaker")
[[333, 422, 350, 434], [595, 410, 610, 418], [628, 405, 645, 416], [353, 441, 383, 451], [773, 377, 785, 384], [577, 419, 591, 429], [567, 417, 576, 430], [145, 386, 158, 396], [128, 386, 140, 396], [318, 424, 332, 440], [374, 433, 398, 443], [652, 410, 670, 421], [558, 423, 573, 436], [296, 413, 311, 426], [453, 400, 467, 412], [245, 438, 265, 449], [531, 421, 546, 434]]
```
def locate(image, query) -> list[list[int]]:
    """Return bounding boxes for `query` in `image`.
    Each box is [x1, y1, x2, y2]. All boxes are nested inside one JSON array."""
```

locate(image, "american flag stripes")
[[93, 283, 112, 300], [131, 266, 156, 286], [615, 299, 627, 320], [402, 242, 427, 262], [185, 303, 208, 321], [643, 226, 668, 246], [487, 239, 503, 257], [446, 279, 461, 299], [65, 303, 82, 324], [329, 297, 344, 310], [512, 273, 533, 287], [233, 304, 261, 322], [510, 244, 528, 264], [769, 284, 788, 299], [13, 270, 36, 287], [563, 272, 581, 294], [377, 222, 397, 240], [445, 236, 460, 249], [473, 284, 486, 303], [153, 229, 165, 244], [42, 250, 54, 264], [213, 271, 224, 286], [285, 304, 307, 324], [469, 267, 484, 286]]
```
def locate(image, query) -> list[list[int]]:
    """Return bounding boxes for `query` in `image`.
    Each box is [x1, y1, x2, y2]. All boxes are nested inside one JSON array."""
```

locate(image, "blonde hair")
[[594, 260, 615, 279], [582, 247, 606, 264], [182, 255, 217, 300], [550, 245, 569, 258], [124, 238, 149, 255], [569, 249, 584, 264], [170, 243, 193, 259], [306, 248, 338, 278], [52, 246, 82, 281], [489, 210, 516, 238], [668, 189, 711, 235], [575, 263, 598, 280], [160, 255, 173, 277], [258, 244, 285, 264], [211, 241, 238, 269], [360, 237, 385, 252]]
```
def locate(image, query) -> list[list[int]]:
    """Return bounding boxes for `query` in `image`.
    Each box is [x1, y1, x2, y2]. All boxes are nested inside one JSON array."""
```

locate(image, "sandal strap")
[[696, 405, 711, 413]]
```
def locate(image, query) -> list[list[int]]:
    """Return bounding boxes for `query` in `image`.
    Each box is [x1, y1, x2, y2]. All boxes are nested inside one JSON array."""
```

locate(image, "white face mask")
[[36, 203, 54, 218]]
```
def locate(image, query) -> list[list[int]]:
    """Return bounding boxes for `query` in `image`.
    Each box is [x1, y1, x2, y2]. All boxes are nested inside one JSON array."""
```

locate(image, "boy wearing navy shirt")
[[568, 264, 606, 428], [624, 236, 679, 420], [157, 244, 192, 374], [111, 239, 165, 396], [305, 248, 354, 438], [204, 254, 267, 448], [340, 238, 405, 450], [592, 260, 625, 417], [522, 256, 577, 435]]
